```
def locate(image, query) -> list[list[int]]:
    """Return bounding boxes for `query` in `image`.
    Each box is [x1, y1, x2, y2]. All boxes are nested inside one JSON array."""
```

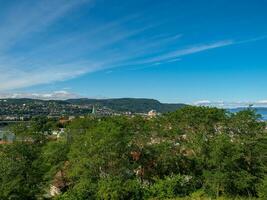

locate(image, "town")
[[0, 98, 179, 121], [0, 98, 161, 145]]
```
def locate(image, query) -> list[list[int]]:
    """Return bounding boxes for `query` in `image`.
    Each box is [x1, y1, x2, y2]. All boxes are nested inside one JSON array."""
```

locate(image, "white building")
[[148, 110, 157, 117]]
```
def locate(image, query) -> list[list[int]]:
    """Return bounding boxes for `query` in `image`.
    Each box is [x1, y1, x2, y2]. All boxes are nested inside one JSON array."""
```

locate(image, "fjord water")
[[0, 125, 15, 142], [229, 108, 267, 121]]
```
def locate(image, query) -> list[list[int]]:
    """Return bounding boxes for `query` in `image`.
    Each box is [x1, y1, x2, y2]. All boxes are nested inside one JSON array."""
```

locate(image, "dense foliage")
[[0, 106, 267, 200]]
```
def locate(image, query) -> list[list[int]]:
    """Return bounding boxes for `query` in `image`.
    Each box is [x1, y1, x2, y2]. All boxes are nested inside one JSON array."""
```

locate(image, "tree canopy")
[[0, 106, 267, 199]]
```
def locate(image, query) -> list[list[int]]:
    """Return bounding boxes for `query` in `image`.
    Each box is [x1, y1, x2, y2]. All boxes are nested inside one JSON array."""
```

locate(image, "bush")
[[56, 179, 97, 200], [147, 175, 195, 199], [257, 176, 267, 199], [97, 177, 143, 200]]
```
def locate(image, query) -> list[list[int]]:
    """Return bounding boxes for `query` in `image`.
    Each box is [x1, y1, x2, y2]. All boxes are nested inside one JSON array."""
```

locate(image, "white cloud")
[[193, 100, 211, 105], [0, 0, 92, 51], [0, 0, 266, 93], [134, 40, 234, 64], [193, 100, 267, 108], [257, 100, 267, 104], [0, 61, 102, 91], [0, 90, 81, 100]]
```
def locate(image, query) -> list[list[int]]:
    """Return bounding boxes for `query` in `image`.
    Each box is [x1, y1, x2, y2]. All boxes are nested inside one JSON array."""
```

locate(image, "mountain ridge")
[[0, 98, 186, 114]]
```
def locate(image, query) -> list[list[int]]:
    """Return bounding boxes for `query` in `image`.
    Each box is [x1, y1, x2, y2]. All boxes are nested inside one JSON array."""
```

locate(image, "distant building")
[[59, 118, 69, 124], [148, 110, 157, 117], [52, 128, 65, 138], [125, 111, 132, 115], [68, 116, 75, 120], [5, 116, 17, 120]]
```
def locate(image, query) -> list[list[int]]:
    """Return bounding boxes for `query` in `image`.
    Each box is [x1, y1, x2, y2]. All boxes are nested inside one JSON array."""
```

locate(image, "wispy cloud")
[[132, 40, 234, 64], [0, 0, 266, 92], [0, 0, 92, 52], [0, 90, 82, 100], [0, 59, 105, 90], [0, 1, 184, 91]]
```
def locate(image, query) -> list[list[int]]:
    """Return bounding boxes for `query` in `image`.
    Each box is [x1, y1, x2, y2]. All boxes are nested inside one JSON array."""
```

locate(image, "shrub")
[[147, 174, 195, 199], [97, 177, 143, 200]]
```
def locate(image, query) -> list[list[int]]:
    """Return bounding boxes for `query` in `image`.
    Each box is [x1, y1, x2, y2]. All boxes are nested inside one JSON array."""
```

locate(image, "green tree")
[[0, 143, 43, 199]]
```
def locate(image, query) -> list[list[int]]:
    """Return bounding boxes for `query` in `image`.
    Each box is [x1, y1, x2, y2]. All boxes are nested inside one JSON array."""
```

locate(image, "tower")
[[92, 105, 96, 115]]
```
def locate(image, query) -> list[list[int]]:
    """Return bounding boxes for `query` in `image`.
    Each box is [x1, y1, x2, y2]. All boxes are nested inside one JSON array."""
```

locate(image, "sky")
[[0, 0, 267, 105]]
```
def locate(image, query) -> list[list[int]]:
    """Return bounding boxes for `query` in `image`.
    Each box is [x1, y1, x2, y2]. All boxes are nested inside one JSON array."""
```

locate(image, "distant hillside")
[[0, 98, 186, 118], [66, 98, 186, 113]]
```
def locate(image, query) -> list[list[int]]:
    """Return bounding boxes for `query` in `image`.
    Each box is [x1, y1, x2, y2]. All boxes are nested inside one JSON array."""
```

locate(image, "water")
[[229, 108, 267, 121], [0, 125, 15, 142], [261, 114, 267, 120]]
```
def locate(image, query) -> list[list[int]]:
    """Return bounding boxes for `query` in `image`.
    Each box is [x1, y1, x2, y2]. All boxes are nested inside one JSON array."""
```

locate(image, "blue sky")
[[0, 0, 267, 104]]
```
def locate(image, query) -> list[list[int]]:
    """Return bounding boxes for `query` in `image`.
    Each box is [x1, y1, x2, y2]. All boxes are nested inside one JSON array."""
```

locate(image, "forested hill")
[[1, 106, 267, 199], [0, 98, 186, 115], [66, 98, 186, 113]]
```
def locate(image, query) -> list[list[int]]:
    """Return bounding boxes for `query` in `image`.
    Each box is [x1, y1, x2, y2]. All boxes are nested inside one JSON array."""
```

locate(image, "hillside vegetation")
[[67, 98, 185, 113], [0, 98, 185, 117], [0, 106, 267, 199]]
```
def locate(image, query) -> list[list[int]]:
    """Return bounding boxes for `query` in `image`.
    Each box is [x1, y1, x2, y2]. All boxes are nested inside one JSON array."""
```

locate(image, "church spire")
[[92, 105, 96, 115]]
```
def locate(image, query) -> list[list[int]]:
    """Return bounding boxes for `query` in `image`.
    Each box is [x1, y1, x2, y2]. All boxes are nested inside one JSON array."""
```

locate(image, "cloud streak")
[[0, 90, 81, 100], [123, 40, 234, 66], [0, 0, 92, 51], [0, 0, 266, 92]]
